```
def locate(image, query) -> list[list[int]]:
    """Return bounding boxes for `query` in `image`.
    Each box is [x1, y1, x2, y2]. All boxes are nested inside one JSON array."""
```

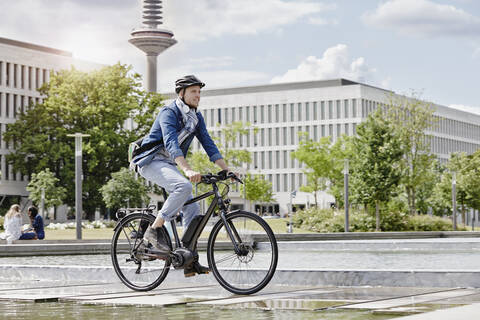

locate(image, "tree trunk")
[[364, 203, 368, 214], [314, 192, 318, 208], [461, 203, 466, 227], [376, 200, 380, 231]]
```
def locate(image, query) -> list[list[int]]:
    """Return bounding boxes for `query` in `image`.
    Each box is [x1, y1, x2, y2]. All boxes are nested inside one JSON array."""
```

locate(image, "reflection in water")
[[0, 301, 396, 320]]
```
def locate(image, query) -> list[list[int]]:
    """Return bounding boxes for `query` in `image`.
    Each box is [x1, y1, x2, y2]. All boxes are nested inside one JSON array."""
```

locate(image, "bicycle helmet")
[[175, 75, 205, 94]]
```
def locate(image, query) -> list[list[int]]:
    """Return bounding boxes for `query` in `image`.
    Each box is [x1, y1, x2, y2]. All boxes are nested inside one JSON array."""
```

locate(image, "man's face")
[[181, 85, 201, 108]]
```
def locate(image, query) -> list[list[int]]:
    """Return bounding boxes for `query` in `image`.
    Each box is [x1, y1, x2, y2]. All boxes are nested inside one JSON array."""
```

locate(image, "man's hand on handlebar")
[[185, 169, 202, 183]]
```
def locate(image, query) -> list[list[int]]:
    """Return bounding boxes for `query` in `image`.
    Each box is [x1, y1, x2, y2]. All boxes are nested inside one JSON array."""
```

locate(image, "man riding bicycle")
[[132, 75, 231, 277]]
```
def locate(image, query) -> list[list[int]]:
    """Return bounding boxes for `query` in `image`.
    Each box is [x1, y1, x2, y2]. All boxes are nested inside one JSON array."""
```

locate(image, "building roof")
[[163, 78, 391, 99], [0, 36, 72, 57]]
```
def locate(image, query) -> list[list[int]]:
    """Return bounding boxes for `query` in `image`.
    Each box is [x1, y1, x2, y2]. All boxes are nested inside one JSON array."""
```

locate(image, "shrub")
[[406, 215, 465, 231], [293, 207, 464, 232]]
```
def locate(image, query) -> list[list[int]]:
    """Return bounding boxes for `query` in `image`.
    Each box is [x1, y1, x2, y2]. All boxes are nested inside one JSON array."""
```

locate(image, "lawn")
[[44, 218, 311, 240]]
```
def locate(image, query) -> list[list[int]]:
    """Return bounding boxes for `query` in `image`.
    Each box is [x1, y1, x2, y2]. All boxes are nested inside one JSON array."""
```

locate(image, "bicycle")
[[111, 170, 278, 295]]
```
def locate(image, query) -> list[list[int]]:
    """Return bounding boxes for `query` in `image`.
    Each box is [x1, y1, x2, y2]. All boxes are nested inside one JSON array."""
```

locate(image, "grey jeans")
[[139, 158, 200, 229]]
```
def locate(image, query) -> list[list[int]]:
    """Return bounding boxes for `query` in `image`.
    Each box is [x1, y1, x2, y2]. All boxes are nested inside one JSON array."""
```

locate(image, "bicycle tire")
[[111, 213, 171, 291], [207, 210, 278, 295]]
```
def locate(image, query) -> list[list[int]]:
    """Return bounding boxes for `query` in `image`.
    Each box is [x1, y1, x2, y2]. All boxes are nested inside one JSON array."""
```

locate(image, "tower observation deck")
[[129, 0, 177, 92]]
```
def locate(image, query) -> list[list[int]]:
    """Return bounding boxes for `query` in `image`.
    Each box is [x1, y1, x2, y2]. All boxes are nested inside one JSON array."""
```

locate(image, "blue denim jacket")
[[133, 100, 222, 168]]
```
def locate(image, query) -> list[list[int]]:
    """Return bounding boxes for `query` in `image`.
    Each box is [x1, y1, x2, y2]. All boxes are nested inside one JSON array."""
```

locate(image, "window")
[[344, 99, 349, 118], [352, 99, 357, 118], [267, 104, 272, 123], [253, 105, 257, 123], [261, 128, 265, 145], [21, 65, 25, 89], [276, 174, 280, 192], [224, 108, 229, 124], [210, 109, 214, 126], [268, 151, 273, 169], [268, 128, 272, 146], [231, 107, 236, 122], [305, 102, 310, 120], [321, 125, 325, 137], [321, 101, 325, 120], [6, 93, 9, 117], [6, 63, 10, 86], [275, 151, 280, 169], [246, 106, 250, 122], [0, 61, 3, 85], [290, 173, 295, 190], [282, 127, 287, 145], [336, 100, 341, 119], [28, 66, 32, 90], [260, 105, 265, 123], [254, 130, 258, 146], [329, 124, 333, 136], [261, 151, 265, 169], [313, 102, 318, 120], [275, 128, 280, 145], [218, 109, 222, 124], [290, 103, 294, 121], [283, 174, 288, 192], [282, 104, 287, 122], [283, 150, 288, 168], [275, 104, 279, 122], [253, 152, 258, 168], [13, 64, 18, 88], [290, 152, 295, 168], [290, 127, 295, 145], [239, 107, 242, 121], [328, 101, 333, 119], [246, 132, 250, 147], [297, 103, 302, 121]]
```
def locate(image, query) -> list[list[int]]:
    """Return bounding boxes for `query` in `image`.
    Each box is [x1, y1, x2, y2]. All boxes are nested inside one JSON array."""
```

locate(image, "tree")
[[350, 109, 403, 230], [385, 92, 437, 215], [291, 135, 334, 207], [430, 152, 480, 223], [100, 168, 150, 209], [4, 64, 163, 218], [241, 174, 275, 204], [26, 168, 67, 215]]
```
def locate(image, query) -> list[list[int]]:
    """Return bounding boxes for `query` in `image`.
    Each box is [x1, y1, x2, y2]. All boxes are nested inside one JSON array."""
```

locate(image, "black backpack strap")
[[132, 138, 163, 158]]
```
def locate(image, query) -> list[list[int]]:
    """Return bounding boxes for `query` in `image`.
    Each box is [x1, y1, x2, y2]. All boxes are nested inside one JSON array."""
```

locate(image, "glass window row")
[[0, 60, 50, 91]]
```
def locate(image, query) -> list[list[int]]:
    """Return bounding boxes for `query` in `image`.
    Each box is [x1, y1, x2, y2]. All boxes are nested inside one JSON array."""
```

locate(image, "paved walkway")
[[1, 279, 480, 319]]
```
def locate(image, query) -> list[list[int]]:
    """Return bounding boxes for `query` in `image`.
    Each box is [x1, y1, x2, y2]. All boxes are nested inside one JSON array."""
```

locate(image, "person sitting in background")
[[20, 206, 45, 240], [0, 204, 23, 244]]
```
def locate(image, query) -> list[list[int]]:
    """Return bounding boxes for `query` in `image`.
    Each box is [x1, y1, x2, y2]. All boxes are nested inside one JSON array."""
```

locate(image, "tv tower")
[[129, 0, 177, 92]]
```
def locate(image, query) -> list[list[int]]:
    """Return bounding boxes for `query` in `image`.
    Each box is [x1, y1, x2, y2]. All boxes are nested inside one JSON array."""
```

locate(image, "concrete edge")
[[1, 265, 479, 288]]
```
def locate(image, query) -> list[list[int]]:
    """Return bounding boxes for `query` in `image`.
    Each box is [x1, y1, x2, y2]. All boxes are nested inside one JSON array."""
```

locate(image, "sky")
[[0, 0, 479, 114]]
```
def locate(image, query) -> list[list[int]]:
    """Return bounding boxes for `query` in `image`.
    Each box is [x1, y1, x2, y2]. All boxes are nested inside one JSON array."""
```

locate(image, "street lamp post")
[[452, 172, 457, 231], [344, 159, 350, 232], [67, 133, 90, 240]]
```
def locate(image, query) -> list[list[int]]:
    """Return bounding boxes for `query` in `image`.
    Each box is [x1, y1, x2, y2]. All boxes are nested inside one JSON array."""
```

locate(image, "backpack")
[[128, 136, 163, 171]]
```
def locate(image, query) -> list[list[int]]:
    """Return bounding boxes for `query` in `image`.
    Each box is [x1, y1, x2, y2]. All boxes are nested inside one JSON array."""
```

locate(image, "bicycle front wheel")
[[111, 213, 171, 291], [207, 210, 278, 295]]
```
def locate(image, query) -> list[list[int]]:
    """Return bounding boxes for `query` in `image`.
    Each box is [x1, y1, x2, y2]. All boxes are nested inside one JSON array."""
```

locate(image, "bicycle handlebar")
[[200, 170, 243, 185]]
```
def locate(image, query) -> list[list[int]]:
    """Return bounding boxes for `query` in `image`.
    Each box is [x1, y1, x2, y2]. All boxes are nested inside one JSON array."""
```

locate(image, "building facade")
[[165, 79, 480, 216], [0, 37, 100, 199]]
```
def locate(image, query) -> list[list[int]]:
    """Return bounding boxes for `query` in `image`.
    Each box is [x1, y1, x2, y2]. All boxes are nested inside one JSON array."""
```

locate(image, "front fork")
[[219, 210, 245, 255]]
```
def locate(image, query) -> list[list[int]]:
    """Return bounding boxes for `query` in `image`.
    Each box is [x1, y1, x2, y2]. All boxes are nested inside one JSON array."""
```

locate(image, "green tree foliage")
[[350, 109, 403, 230], [385, 92, 437, 215], [241, 174, 275, 204], [26, 168, 66, 211], [429, 151, 480, 223], [100, 168, 150, 209], [291, 135, 333, 207], [4, 64, 163, 218]]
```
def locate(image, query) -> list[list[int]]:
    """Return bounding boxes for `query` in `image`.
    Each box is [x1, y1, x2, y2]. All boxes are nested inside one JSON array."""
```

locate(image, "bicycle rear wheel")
[[111, 213, 171, 291], [207, 210, 278, 295]]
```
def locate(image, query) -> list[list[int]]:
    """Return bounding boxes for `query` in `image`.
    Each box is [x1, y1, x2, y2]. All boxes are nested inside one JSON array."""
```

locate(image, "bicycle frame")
[[162, 181, 242, 254]]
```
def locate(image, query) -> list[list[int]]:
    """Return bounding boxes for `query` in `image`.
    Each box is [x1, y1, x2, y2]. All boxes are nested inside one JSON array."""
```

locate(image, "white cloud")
[[271, 44, 377, 84], [449, 104, 480, 115], [362, 0, 480, 37], [164, 0, 332, 41]]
